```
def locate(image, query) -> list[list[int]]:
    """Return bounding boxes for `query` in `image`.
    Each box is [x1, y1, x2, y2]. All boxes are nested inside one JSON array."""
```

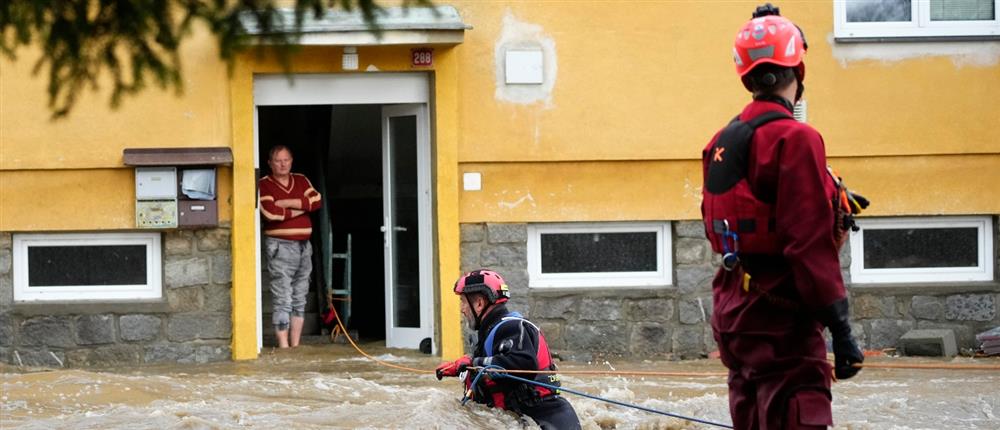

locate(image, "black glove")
[[819, 298, 864, 380]]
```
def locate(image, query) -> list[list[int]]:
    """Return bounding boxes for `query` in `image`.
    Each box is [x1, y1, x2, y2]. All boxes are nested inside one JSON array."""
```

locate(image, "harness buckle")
[[721, 220, 740, 271]]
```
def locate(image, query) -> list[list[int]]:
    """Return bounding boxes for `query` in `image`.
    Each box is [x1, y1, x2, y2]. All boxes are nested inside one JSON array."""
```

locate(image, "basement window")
[[834, 0, 1000, 40], [527, 222, 672, 288], [13, 232, 162, 301], [849, 216, 994, 283]]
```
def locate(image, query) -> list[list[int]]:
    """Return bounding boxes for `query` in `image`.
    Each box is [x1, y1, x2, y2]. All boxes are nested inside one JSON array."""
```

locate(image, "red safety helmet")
[[733, 13, 807, 90], [453, 269, 510, 304]]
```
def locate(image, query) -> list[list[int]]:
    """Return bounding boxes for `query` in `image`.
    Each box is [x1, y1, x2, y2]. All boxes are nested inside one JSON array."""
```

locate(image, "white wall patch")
[[494, 10, 558, 106]]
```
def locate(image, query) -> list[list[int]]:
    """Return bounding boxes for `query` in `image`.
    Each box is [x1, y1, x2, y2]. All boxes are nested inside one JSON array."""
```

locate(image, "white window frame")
[[834, 0, 1000, 40], [13, 232, 163, 301], [527, 222, 672, 288], [849, 216, 994, 284]]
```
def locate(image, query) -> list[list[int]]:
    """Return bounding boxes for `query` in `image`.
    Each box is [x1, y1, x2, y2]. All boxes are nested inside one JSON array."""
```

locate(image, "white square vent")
[[505, 50, 544, 84]]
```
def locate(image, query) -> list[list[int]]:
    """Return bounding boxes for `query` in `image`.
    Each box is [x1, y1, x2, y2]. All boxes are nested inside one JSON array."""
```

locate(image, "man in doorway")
[[259, 145, 322, 348], [435, 269, 580, 430], [701, 4, 864, 429]]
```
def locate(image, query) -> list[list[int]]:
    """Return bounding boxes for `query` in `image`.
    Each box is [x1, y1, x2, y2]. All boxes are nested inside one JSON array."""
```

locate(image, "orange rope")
[[855, 362, 1000, 370], [330, 306, 433, 374]]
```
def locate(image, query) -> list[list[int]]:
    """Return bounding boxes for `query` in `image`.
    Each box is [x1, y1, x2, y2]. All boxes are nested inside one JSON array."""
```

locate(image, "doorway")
[[253, 73, 435, 352]]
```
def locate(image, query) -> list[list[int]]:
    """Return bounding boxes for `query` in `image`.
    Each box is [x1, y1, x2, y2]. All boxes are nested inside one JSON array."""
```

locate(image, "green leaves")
[[0, 0, 430, 119]]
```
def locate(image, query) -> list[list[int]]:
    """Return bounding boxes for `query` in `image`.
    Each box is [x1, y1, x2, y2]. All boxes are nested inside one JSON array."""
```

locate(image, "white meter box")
[[135, 167, 177, 200], [136, 200, 178, 228]]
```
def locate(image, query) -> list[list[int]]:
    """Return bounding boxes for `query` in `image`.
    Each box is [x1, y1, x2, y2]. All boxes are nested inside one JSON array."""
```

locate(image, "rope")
[[855, 362, 1000, 371], [469, 367, 727, 377], [472, 365, 734, 429], [329, 306, 433, 374]]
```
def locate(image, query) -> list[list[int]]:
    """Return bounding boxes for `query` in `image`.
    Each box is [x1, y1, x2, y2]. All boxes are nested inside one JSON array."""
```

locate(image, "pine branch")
[[0, 0, 432, 119]]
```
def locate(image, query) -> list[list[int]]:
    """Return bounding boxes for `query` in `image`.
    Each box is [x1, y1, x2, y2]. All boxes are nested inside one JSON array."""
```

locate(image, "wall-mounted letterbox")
[[177, 167, 218, 228], [125, 148, 232, 230], [136, 167, 178, 200]]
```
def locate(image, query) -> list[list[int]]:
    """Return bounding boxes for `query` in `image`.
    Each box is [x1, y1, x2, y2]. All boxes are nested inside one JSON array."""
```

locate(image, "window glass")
[[28, 245, 147, 286], [540, 232, 657, 273], [930, 0, 995, 21], [847, 0, 912, 22], [862, 228, 978, 269]]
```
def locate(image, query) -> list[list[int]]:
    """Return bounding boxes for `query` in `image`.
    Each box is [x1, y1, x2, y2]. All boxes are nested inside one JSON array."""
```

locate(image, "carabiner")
[[721, 220, 740, 271]]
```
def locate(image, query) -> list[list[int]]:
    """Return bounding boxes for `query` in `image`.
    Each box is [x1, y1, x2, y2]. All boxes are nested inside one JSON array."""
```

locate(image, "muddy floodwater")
[[2, 343, 998, 429]]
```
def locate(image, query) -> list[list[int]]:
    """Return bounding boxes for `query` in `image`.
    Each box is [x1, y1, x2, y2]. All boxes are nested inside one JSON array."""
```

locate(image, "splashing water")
[[2, 343, 998, 429]]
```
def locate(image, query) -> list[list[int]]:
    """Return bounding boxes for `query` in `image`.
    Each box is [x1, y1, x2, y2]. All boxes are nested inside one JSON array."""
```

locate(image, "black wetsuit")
[[467, 304, 581, 430]]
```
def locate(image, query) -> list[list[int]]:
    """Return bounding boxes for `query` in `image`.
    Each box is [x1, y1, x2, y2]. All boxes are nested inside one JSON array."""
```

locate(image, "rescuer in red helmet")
[[701, 4, 864, 429], [435, 269, 580, 429]]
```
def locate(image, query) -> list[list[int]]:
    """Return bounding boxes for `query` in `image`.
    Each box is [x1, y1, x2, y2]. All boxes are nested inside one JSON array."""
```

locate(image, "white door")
[[381, 104, 433, 350]]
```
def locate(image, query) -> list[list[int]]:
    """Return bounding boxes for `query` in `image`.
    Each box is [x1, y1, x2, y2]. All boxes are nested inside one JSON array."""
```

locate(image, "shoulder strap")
[[484, 312, 523, 355], [705, 110, 794, 195]]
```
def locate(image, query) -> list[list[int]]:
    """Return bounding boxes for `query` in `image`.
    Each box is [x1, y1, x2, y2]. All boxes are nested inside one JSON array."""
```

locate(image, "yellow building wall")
[[450, 1, 1000, 222], [0, 29, 234, 230]]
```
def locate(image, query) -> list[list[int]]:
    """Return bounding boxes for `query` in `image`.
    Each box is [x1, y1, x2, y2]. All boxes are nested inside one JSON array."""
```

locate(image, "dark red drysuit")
[[702, 99, 845, 429]]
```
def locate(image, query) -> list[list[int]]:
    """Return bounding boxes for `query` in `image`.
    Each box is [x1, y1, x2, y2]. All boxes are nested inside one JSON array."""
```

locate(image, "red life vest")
[[465, 314, 559, 410], [702, 111, 794, 258]]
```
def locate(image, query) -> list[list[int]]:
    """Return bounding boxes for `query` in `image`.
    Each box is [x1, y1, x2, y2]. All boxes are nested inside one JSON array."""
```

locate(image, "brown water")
[[2, 343, 998, 429]]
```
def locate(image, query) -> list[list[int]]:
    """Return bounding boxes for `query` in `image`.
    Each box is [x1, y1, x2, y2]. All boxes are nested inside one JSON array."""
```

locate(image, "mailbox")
[[177, 167, 218, 228], [125, 148, 232, 230], [136, 167, 177, 200]]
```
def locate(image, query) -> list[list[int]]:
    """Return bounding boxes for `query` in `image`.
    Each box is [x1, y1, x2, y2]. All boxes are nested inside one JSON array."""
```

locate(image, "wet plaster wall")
[[460, 221, 1000, 361], [0, 228, 233, 368]]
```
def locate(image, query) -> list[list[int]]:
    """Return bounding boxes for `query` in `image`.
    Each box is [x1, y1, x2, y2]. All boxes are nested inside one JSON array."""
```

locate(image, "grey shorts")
[[265, 237, 312, 329]]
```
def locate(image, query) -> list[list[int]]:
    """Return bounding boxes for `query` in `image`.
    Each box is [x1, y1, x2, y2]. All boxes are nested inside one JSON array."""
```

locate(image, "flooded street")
[[2, 343, 998, 429]]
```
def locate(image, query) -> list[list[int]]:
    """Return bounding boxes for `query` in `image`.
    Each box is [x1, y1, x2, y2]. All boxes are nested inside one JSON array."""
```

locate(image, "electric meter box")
[[135, 167, 178, 200], [137, 200, 178, 228], [135, 167, 178, 229]]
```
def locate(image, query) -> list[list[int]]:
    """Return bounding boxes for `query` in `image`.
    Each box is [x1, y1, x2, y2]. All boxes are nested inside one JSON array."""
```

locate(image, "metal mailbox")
[[178, 200, 218, 228]]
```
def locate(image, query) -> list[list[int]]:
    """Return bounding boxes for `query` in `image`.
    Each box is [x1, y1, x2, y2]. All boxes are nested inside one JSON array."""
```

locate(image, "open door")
[[381, 104, 433, 350]]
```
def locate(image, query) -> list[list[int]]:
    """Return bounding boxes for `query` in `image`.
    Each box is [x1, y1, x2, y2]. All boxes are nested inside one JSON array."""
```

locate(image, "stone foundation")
[[0, 227, 232, 368], [460, 221, 1000, 360], [460, 222, 717, 361]]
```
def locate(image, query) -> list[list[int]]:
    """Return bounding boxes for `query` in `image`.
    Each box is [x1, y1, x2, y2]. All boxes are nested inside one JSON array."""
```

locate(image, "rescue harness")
[[702, 110, 869, 273], [463, 312, 560, 411], [703, 110, 793, 270]]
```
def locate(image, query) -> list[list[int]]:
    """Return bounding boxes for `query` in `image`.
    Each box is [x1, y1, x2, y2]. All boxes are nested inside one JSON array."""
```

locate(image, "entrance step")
[[261, 334, 331, 348], [899, 329, 957, 357]]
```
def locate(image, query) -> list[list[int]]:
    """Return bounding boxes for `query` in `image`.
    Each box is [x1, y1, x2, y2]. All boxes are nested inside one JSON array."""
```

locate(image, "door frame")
[[381, 104, 434, 351], [252, 73, 434, 352]]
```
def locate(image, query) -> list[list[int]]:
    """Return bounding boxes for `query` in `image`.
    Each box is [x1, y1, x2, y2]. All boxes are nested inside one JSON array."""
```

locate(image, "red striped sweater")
[[259, 173, 322, 241]]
